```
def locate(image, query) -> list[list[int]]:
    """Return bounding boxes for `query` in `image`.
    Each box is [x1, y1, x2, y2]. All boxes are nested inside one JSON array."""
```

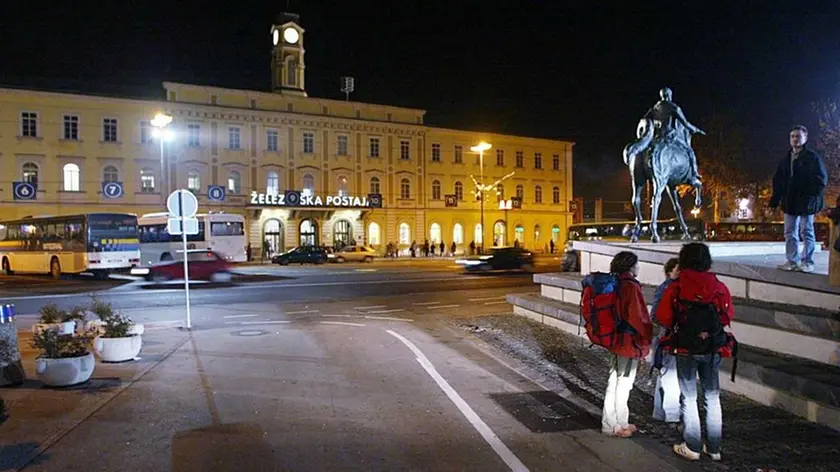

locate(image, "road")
[[2, 258, 694, 471]]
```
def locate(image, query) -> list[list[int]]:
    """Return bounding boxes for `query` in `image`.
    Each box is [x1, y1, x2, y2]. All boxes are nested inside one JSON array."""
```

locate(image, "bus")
[[137, 212, 247, 266], [0, 213, 140, 279], [705, 221, 830, 247]]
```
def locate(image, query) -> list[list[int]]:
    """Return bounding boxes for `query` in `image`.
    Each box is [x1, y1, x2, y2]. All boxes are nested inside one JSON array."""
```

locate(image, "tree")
[[814, 100, 840, 204], [691, 112, 749, 222]]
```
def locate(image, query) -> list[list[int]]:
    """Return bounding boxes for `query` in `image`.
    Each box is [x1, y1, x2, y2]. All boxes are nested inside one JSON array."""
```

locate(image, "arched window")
[[227, 170, 241, 194], [454, 181, 463, 201], [187, 170, 201, 192], [63, 163, 80, 191], [496, 183, 505, 202], [553, 186, 560, 204], [431, 180, 441, 200], [22, 162, 38, 185], [103, 165, 119, 183], [140, 168, 155, 193], [453, 223, 464, 245], [302, 173, 315, 197], [337, 175, 349, 197], [370, 176, 381, 195], [267, 171, 280, 195], [430, 223, 442, 243], [300, 219, 318, 246], [534, 224, 541, 245], [333, 219, 353, 247], [368, 222, 381, 246], [493, 221, 506, 246], [552, 225, 561, 243], [263, 219, 284, 256], [399, 222, 411, 244], [516, 184, 524, 200], [474, 223, 483, 244], [400, 178, 411, 199], [515, 225, 525, 243], [535, 185, 543, 204], [287, 57, 298, 87]]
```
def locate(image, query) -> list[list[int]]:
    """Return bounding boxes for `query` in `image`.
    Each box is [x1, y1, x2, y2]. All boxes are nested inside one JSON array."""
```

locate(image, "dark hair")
[[790, 125, 808, 135], [610, 251, 638, 274], [679, 243, 712, 272], [664, 257, 679, 275]]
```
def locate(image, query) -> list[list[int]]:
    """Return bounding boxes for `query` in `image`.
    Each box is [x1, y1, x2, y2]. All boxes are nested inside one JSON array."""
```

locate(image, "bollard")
[[0, 304, 26, 387]]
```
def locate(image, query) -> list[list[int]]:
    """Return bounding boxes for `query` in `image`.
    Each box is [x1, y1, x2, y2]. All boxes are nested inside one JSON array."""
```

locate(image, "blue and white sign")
[[102, 182, 124, 199], [12, 182, 36, 200], [207, 185, 226, 202]]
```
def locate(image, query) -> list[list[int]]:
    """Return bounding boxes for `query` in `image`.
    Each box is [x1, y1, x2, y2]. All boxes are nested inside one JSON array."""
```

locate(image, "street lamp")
[[151, 113, 174, 200], [470, 142, 492, 253]]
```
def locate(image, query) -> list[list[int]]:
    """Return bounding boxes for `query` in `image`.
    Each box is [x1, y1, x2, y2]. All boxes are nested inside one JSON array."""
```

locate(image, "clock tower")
[[270, 13, 306, 96]]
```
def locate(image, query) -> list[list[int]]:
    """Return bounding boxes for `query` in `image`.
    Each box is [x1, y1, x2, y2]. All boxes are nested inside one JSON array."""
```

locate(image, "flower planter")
[[35, 352, 95, 387], [94, 335, 142, 363], [32, 321, 76, 335], [87, 321, 143, 337]]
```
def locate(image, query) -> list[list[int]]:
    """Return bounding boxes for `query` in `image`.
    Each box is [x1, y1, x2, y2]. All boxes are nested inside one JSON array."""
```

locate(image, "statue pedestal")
[[830, 222, 840, 287]]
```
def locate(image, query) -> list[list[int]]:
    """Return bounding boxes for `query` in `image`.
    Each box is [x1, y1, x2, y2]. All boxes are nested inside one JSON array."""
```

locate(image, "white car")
[[329, 246, 377, 263]]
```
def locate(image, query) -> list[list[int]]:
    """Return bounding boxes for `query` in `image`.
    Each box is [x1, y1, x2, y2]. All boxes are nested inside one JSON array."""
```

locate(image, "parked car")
[[272, 246, 329, 265], [456, 247, 535, 273], [329, 246, 377, 263], [143, 251, 233, 282]]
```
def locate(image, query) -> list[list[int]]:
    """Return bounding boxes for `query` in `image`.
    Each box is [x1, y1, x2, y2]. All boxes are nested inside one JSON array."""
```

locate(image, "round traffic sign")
[[167, 189, 198, 218]]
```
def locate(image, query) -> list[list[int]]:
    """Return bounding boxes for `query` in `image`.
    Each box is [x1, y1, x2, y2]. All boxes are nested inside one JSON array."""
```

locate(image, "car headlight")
[[479, 255, 493, 260], [131, 268, 150, 275]]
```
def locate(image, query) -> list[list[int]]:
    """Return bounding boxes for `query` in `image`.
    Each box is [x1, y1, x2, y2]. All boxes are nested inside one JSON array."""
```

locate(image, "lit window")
[[103, 118, 118, 142], [453, 223, 464, 245], [430, 223, 442, 243], [22, 162, 38, 185], [228, 170, 241, 194], [337, 175, 349, 197], [188, 124, 201, 147], [140, 121, 152, 144], [515, 225, 525, 243], [140, 168, 155, 193], [267, 171, 280, 195], [302, 174, 315, 197], [474, 223, 483, 244], [368, 222, 381, 246], [399, 223, 411, 245], [63, 163, 80, 191], [188, 170, 201, 192]]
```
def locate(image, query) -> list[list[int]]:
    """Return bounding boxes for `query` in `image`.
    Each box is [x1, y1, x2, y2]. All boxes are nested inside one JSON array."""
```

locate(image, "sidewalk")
[[456, 313, 840, 472]]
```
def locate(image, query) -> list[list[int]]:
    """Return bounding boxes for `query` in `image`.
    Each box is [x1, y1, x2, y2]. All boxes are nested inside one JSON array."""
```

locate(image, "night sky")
[[3, 1, 840, 199]]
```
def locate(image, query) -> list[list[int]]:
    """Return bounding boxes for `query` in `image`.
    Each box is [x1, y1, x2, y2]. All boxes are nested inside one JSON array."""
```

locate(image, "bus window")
[[210, 221, 244, 237]]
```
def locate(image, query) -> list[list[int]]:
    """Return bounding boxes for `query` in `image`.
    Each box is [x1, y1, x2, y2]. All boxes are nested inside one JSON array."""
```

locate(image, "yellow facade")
[[0, 18, 573, 257]]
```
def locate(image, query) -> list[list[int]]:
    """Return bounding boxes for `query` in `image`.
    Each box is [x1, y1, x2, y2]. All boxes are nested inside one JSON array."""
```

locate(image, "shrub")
[[30, 329, 94, 359], [37, 303, 87, 324], [89, 298, 134, 338]]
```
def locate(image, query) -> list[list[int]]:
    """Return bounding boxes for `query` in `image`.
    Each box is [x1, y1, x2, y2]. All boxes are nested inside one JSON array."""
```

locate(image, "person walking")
[[550, 239, 556, 254], [651, 257, 681, 425], [770, 125, 828, 273], [655, 243, 736, 462], [440, 241, 446, 257], [451, 241, 457, 256]]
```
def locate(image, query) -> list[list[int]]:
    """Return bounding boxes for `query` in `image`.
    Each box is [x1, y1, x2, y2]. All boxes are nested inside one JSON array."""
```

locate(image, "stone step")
[[506, 292, 840, 430], [534, 272, 840, 367]]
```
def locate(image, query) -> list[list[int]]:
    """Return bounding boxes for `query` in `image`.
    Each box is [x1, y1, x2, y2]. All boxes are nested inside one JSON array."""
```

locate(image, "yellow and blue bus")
[[0, 213, 140, 279]]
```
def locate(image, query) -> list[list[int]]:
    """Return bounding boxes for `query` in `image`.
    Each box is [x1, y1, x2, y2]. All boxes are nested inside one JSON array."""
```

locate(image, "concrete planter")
[[86, 321, 144, 337], [94, 335, 142, 363], [32, 321, 76, 335], [35, 352, 95, 387]]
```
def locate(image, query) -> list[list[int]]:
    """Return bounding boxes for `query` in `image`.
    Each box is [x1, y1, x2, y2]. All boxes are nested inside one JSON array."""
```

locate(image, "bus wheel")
[[50, 258, 62, 279], [2, 258, 12, 275]]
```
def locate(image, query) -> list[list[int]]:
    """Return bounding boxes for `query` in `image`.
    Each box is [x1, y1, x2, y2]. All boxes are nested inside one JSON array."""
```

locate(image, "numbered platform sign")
[[102, 182, 124, 199], [207, 185, 226, 202], [12, 182, 36, 200]]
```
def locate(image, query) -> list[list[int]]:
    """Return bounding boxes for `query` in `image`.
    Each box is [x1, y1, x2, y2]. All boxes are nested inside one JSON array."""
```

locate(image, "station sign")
[[102, 182, 124, 199], [13, 182, 37, 200], [207, 185, 226, 202], [250, 190, 382, 209]]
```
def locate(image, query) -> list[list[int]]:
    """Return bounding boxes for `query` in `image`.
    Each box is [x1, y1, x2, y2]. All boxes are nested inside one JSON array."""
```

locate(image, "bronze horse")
[[623, 119, 702, 242]]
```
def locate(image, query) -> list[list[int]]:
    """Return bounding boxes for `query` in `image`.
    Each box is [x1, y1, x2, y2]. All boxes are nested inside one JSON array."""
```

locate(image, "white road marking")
[[354, 305, 387, 310], [239, 321, 292, 325], [365, 308, 406, 314], [320, 321, 366, 327], [285, 310, 320, 315], [483, 301, 509, 306], [431, 304, 461, 309], [322, 314, 352, 318], [469, 297, 504, 302], [223, 314, 259, 319], [386, 329, 530, 472], [363, 316, 414, 322], [413, 301, 441, 306]]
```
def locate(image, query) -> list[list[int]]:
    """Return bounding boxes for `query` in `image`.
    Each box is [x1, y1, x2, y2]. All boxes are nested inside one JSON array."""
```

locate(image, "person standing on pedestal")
[[770, 125, 828, 273]]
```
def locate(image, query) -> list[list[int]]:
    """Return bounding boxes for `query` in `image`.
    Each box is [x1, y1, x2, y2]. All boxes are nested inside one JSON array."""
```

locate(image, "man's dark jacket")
[[770, 146, 828, 216]]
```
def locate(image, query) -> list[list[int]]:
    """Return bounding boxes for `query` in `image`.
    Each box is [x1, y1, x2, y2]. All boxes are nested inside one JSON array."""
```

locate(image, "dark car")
[[272, 246, 328, 265], [456, 247, 535, 273], [143, 251, 233, 282]]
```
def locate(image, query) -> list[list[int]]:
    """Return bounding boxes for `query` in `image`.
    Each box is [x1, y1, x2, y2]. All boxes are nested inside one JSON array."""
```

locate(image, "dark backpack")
[[673, 300, 728, 355], [580, 272, 637, 351]]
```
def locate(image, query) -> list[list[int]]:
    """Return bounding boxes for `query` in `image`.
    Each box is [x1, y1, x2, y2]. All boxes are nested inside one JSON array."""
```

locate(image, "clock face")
[[272, 29, 279, 46], [283, 27, 299, 44]]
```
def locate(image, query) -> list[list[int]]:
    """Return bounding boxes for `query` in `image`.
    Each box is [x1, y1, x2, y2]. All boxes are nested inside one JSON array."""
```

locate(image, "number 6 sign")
[[13, 182, 37, 200]]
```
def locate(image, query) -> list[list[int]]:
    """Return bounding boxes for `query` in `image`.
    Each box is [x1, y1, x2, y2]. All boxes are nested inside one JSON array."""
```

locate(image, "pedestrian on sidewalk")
[[654, 243, 735, 462], [440, 241, 445, 256], [430, 242, 436, 257], [770, 125, 828, 273], [410, 241, 417, 258], [651, 257, 681, 425], [591, 251, 652, 438], [424, 240, 430, 257], [469, 240, 476, 255], [451, 241, 457, 256], [550, 239, 556, 254]]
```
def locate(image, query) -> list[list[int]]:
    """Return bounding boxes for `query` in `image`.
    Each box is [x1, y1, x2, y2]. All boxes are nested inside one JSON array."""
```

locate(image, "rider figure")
[[645, 87, 705, 185]]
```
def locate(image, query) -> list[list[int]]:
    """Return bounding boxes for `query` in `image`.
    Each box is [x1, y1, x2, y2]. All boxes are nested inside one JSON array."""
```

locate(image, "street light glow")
[[151, 113, 173, 128], [470, 142, 492, 153]]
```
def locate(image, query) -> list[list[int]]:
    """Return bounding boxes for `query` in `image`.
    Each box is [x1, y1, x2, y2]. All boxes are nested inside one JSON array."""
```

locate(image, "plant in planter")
[[90, 298, 142, 363], [30, 328, 95, 387], [32, 303, 86, 335]]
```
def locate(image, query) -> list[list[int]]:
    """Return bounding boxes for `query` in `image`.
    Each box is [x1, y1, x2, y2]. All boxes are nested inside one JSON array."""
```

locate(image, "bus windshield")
[[87, 214, 139, 252]]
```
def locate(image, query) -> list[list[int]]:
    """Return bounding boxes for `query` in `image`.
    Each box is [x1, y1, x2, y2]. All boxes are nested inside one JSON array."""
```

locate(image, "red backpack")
[[580, 272, 638, 352]]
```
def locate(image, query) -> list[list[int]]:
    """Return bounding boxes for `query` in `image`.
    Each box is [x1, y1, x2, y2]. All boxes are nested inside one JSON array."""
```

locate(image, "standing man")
[[770, 125, 828, 273]]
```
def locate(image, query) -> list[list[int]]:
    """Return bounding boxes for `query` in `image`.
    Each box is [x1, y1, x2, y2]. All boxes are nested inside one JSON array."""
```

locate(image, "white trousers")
[[602, 353, 638, 433]]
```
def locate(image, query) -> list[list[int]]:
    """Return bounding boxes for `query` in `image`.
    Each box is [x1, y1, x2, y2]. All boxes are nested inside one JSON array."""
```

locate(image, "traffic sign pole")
[[179, 190, 192, 329]]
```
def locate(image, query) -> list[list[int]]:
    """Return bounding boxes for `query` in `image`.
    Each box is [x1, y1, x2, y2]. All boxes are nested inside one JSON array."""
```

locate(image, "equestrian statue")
[[623, 87, 705, 242]]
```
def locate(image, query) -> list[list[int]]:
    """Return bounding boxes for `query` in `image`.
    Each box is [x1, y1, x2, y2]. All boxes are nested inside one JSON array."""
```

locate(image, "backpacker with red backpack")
[[580, 272, 639, 353]]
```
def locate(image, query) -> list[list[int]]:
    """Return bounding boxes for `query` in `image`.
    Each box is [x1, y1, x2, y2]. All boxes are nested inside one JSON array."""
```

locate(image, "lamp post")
[[151, 113, 174, 203], [499, 199, 513, 246], [470, 142, 492, 253]]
